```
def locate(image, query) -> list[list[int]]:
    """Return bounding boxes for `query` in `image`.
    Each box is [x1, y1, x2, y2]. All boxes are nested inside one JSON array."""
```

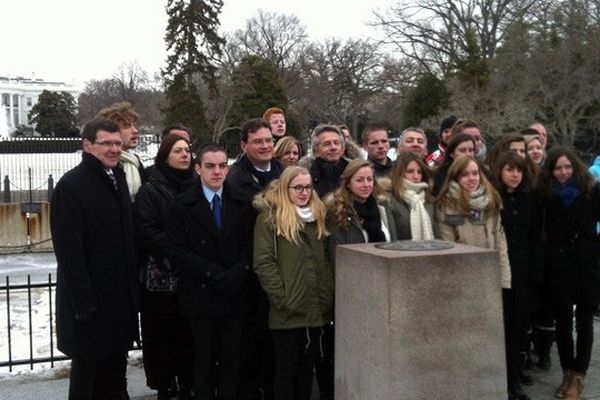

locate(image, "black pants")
[[69, 352, 128, 400], [503, 289, 527, 389], [555, 304, 595, 374], [272, 327, 322, 400], [140, 295, 193, 391], [190, 314, 244, 400], [315, 323, 334, 399]]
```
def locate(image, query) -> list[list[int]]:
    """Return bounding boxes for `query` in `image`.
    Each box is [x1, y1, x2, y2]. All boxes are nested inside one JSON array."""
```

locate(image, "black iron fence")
[[0, 136, 160, 203], [0, 274, 66, 371], [0, 273, 141, 372]]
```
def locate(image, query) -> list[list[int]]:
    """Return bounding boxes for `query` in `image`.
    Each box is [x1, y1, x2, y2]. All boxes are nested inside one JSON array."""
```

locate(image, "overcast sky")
[[2, 0, 391, 86]]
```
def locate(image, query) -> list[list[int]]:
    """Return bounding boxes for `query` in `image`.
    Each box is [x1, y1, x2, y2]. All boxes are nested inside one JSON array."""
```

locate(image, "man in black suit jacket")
[[50, 118, 139, 399], [168, 144, 255, 400]]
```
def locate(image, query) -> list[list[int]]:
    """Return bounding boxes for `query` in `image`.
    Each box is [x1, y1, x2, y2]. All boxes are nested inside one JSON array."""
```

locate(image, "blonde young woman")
[[253, 166, 333, 400], [273, 136, 303, 168], [435, 155, 511, 290], [381, 152, 437, 240]]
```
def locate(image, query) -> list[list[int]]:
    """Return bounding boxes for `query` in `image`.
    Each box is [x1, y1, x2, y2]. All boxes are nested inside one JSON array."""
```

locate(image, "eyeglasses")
[[94, 140, 123, 148], [247, 138, 274, 146], [288, 185, 313, 193]]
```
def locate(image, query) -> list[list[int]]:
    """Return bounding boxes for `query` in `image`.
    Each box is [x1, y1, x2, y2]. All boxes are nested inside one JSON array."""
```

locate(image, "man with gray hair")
[[299, 124, 352, 197], [397, 127, 428, 159]]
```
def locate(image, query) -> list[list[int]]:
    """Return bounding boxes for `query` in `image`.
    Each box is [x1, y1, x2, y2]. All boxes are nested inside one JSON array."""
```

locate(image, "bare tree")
[[372, 0, 540, 75], [234, 9, 308, 75]]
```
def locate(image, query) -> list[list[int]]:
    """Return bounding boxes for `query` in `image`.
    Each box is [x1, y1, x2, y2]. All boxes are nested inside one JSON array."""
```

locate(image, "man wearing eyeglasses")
[[227, 118, 283, 204], [96, 102, 146, 200], [226, 118, 283, 400], [362, 123, 393, 177], [50, 118, 139, 400]]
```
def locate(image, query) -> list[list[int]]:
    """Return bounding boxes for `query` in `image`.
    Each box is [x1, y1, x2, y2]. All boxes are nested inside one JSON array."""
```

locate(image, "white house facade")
[[0, 75, 80, 138]]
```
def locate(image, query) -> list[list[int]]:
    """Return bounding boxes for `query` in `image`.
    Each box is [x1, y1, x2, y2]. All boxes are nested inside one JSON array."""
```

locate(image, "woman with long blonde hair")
[[253, 166, 333, 400]]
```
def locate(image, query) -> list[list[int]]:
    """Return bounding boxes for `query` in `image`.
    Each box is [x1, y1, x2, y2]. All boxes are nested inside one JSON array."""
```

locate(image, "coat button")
[[244, 265, 250, 270], [201, 283, 206, 288], [513, 210, 518, 215], [206, 271, 211, 277]]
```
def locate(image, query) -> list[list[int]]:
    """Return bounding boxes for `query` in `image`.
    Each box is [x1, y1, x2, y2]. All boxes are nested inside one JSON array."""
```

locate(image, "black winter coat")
[[134, 166, 194, 309], [542, 184, 600, 306], [500, 188, 544, 315], [50, 153, 139, 359], [167, 181, 256, 317], [226, 155, 283, 204]]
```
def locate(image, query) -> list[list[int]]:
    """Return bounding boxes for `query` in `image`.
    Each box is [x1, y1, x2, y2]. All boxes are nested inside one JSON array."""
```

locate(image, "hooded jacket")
[[252, 196, 334, 330]]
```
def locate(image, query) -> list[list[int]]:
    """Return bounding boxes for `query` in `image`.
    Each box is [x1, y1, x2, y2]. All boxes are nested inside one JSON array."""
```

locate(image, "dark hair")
[[440, 115, 458, 135], [485, 135, 526, 169], [161, 123, 189, 140], [520, 128, 541, 137], [196, 143, 228, 165], [439, 133, 476, 168], [155, 134, 191, 166], [537, 146, 595, 198], [81, 118, 120, 143], [240, 118, 271, 143], [490, 151, 532, 193], [361, 122, 389, 145]]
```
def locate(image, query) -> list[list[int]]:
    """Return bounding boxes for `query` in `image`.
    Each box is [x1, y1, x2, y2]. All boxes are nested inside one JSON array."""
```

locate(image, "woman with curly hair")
[[435, 155, 511, 290], [381, 152, 437, 240], [536, 146, 600, 400], [253, 166, 333, 400]]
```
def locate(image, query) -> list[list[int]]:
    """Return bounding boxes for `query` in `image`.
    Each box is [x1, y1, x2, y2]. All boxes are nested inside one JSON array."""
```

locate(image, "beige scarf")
[[120, 151, 142, 199], [401, 179, 434, 241]]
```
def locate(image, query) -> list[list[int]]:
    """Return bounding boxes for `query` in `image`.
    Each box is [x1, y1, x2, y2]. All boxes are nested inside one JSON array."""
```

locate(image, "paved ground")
[[1, 320, 599, 399]]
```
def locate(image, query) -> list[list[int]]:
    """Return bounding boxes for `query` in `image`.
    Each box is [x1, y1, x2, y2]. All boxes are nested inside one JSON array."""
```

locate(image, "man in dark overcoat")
[[167, 144, 255, 400], [50, 118, 140, 399]]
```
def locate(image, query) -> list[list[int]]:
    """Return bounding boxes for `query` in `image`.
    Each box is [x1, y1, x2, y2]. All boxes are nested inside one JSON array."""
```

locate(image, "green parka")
[[253, 208, 334, 330]]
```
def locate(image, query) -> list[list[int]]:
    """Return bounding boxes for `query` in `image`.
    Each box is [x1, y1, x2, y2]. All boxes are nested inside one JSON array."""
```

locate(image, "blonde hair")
[[329, 159, 379, 230], [260, 166, 328, 244], [435, 155, 501, 215], [274, 136, 303, 160]]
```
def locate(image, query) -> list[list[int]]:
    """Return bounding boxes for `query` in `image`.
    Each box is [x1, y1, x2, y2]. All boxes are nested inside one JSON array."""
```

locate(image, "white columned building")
[[0, 75, 80, 138]]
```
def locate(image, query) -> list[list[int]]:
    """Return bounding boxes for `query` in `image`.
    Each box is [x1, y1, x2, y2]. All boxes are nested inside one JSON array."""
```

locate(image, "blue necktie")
[[212, 194, 222, 229]]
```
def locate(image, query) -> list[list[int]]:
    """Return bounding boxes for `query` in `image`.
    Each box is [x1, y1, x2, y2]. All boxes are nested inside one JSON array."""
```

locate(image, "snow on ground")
[[0, 140, 159, 190]]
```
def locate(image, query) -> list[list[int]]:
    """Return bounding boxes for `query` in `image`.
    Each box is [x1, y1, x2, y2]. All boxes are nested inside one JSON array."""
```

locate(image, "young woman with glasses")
[[253, 166, 333, 400]]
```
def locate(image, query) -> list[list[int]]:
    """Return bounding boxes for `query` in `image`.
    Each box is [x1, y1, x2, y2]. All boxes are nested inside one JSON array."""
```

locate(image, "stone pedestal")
[[335, 242, 506, 400]]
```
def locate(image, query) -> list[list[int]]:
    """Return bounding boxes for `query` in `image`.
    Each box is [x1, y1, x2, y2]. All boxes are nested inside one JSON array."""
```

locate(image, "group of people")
[[49, 102, 599, 400]]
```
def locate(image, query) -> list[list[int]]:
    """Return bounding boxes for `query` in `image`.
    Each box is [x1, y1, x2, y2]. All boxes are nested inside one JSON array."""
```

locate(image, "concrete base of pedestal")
[[335, 242, 506, 400]]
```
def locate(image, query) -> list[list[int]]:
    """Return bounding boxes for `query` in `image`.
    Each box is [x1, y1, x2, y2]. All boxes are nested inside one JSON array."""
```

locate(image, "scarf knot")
[[401, 179, 434, 240]]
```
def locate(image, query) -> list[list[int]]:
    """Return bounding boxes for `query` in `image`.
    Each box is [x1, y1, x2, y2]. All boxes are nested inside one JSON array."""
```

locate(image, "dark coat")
[[133, 166, 194, 311], [226, 155, 283, 204], [50, 153, 139, 360], [299, 155, 350, 198], [167, 180, 256, 317], [542, 184, 600, 306], [500, 188, 544, 315]]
